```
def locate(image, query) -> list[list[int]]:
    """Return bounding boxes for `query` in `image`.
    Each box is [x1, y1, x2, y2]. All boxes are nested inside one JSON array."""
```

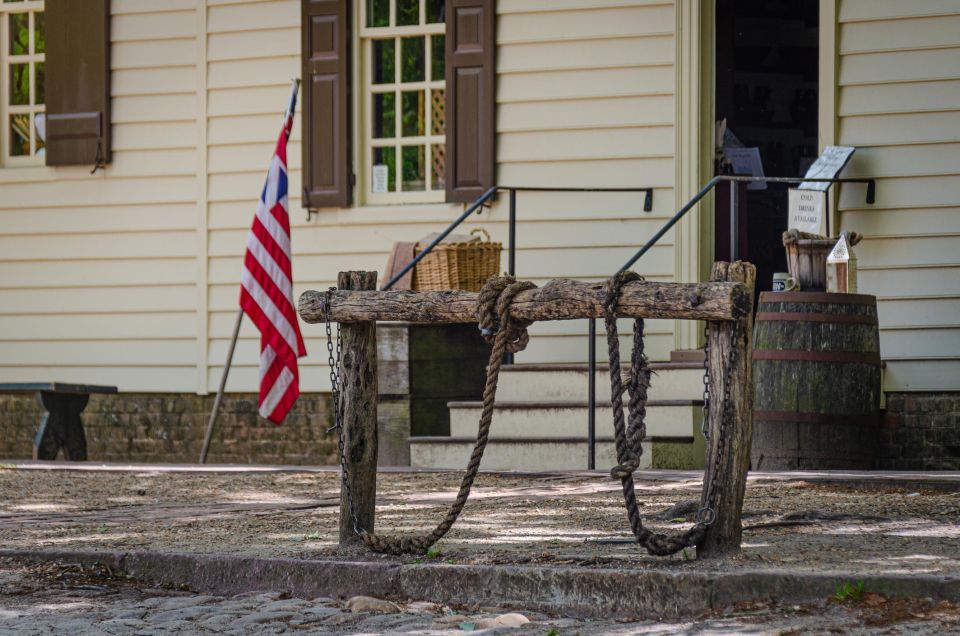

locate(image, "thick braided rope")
[[360, 276, 536, 555], [603, 271, 706, 556]]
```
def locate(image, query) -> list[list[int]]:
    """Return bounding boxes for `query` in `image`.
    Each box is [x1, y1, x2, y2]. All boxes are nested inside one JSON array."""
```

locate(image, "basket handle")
[[470, 227, 491, 242]]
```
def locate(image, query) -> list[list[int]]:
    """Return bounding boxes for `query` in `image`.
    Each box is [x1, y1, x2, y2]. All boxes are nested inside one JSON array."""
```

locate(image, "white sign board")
[[723, 147, 766, 190], [798, 146, 855, 191], [788, 189, 827, 234], [372, 164, 389, 194]]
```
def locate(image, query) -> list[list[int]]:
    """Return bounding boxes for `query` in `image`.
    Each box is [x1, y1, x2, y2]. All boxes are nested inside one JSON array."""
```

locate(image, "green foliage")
[[546, 629, 559, 636], [426, 545, 442, 558], [834, 580, 866, 603]]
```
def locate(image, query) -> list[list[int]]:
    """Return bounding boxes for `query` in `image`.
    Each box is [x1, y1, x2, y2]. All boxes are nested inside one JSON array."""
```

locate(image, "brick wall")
[[878, 392, 960, 470], [0, 392, 336, 465]]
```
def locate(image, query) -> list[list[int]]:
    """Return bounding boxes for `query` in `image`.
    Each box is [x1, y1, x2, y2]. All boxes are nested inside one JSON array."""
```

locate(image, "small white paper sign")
[[723, 147, 766, 190], [798, 146, 855, 191], [372, 164, 389, 193], [788, 188, 826, 234], [827, 235, 850, 263]]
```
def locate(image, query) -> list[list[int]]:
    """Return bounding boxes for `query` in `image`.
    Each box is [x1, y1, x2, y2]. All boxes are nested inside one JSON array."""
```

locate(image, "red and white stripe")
[[239, 82, 306, 424]]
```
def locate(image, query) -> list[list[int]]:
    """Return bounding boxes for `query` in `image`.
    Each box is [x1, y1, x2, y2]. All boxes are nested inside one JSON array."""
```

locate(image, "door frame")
[[674, 0, 840, 350]]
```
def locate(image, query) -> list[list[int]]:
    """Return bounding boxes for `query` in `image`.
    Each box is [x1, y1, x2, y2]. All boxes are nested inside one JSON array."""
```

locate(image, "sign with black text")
[[798, 146, 856, 191], [788, 189, 827, 234]]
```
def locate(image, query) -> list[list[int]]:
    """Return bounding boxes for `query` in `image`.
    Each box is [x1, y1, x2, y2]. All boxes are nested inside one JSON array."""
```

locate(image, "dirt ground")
[[1, 465, 958, 576]]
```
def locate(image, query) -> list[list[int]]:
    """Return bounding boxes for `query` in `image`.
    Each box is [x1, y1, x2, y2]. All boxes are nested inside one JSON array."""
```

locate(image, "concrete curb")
[[3, 549, 959, 619]]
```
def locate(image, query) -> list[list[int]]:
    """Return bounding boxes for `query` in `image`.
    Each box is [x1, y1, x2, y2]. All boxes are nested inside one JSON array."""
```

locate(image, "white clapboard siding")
[[1, 1, 682, 394], [838, 0, 960, 391], [0, 4, 200, 392]]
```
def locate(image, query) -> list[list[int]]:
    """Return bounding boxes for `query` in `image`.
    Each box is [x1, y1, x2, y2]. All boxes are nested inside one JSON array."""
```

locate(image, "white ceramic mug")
[[773, 272, 798, 292]]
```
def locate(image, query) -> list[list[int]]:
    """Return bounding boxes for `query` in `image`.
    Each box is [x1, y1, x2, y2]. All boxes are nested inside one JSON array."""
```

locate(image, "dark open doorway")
[[714, 0, 819, 294]]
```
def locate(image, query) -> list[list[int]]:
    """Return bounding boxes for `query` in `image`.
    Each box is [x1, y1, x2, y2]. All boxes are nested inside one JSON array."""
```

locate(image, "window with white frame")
[[360, 0, 445, 203], [1, 0, 44, 166]]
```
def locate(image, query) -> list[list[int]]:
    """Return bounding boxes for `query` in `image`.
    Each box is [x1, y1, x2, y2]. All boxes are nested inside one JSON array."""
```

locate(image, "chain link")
[[700, 322, 711, 441], [323, 287, 362, 537], [698, 320, 739, 526]]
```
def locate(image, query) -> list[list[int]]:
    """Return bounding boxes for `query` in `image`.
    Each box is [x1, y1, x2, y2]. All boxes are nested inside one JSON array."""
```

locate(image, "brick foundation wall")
[[878, 392, 960, 470], [0, 393, 336, 465]]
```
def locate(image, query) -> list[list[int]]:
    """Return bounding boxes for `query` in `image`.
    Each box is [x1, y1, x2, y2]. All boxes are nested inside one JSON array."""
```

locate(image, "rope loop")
[[355, 275, 539, 556], [478, 275, 537, 354]]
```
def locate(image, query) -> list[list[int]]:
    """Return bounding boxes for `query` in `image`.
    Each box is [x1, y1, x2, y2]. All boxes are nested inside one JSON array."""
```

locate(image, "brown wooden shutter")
[[302, 0, 352, 208], [44, 0, 111, 167], [446, 0, 496, 203]]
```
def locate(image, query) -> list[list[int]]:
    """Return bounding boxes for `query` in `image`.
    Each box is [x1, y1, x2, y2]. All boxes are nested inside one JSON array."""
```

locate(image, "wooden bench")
[[0, 383, 117, 461]]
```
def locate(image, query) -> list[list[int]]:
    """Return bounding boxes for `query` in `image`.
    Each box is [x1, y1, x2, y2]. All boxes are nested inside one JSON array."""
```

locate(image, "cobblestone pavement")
[[2, 558, 959, 635]]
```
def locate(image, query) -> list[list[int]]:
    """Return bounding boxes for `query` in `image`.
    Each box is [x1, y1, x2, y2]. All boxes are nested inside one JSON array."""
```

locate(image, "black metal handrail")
[[381, 186, 654, 291], [379, 175, 875, 471], [582, 173, 876, 469]]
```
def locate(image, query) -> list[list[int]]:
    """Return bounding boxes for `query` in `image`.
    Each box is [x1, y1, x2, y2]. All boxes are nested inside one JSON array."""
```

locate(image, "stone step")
[[448, 400, 703, 439], [494, 362, 706, 402], [409, 436, 705, 471]]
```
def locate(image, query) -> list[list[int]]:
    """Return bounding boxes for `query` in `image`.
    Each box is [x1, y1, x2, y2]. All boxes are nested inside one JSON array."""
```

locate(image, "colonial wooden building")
[[0, 0, 957, 469]]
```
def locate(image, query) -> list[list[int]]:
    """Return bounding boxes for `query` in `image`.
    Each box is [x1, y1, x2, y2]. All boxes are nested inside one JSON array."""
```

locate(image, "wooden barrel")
[[751, 292, 881, 470]]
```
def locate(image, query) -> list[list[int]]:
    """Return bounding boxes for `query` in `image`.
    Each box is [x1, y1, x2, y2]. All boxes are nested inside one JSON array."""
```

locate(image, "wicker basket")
[[413, 228, 502, 292]]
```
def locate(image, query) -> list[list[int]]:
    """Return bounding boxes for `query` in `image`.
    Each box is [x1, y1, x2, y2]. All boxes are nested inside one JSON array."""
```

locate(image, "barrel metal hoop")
[[753, 410, 880, 426], [758, 292, 877, 305], [751, 349, 882, 366], [755, 312, 878, 325]]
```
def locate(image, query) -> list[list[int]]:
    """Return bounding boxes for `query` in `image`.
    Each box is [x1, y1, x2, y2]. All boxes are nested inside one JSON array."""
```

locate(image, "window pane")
[[430, 89, 445, 135], [33, 12, 44, 54], [426, 0, 444, 23], [396, 0, 418, 26], [9, 114, 29, 156], [35, 62, 44, 105], [372, 39, 395, 84], [401, 37, 425, 83], [372, 92, 395, 138], [401, 145, 425, 191], [9, 13, 28, 55], [372, 147, 396, 193], [9, 63, 28, 105], [430, 34, 444, 81], [366, 0, 388, 27], [401, 90, 424, 137], [431, 144, 445, 190]]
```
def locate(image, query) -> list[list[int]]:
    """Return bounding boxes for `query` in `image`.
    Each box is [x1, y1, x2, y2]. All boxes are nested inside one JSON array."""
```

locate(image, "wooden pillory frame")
[[299, 262, 756, 558]]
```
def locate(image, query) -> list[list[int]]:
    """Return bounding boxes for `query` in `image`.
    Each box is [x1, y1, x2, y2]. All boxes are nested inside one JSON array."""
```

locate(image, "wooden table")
[[0, 383, 118, 461]]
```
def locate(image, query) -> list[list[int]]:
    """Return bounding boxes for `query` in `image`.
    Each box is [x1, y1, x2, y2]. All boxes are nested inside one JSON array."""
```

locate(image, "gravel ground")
[[2, 557, 959, 635], [0, 467, 957, 576]]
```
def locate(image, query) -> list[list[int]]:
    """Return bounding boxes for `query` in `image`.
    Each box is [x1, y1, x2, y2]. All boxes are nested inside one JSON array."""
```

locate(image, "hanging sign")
[[722, 146, 766, 190], [798, 146, 856, 191], [788, 189, 827, 234]]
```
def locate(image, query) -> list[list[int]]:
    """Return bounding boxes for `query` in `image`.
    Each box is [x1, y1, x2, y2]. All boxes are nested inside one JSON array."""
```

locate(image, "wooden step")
[[409, 436, 704, 471], [495, 362, 706, 402], [448, 399, 703, 439]]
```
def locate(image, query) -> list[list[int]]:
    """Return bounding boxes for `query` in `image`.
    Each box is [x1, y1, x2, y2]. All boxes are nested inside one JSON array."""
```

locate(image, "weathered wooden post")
[[338, 271, 379, 546], [699, 261, 756, 557]]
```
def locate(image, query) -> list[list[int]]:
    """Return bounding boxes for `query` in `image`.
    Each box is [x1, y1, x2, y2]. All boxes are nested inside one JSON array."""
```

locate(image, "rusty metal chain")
[[701, 322, 711, 442], [323, 287, 361, 537], [698, 321, 739, 526]]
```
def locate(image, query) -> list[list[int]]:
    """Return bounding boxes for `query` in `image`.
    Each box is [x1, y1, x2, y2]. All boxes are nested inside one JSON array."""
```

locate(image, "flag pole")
[[199, 79, 301, 464], [199, 307, 243, 463]]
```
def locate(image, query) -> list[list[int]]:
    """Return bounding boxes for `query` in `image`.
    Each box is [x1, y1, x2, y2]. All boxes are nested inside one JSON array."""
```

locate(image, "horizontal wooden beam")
[[299, 278, 751, 324]]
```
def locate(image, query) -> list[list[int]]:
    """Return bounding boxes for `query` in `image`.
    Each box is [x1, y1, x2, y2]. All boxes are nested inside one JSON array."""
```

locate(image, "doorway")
[[713, 0, 820, 294]]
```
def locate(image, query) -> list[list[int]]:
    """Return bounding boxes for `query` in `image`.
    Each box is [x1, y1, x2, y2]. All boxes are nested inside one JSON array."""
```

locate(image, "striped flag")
[[239, 81, 306, 424]]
